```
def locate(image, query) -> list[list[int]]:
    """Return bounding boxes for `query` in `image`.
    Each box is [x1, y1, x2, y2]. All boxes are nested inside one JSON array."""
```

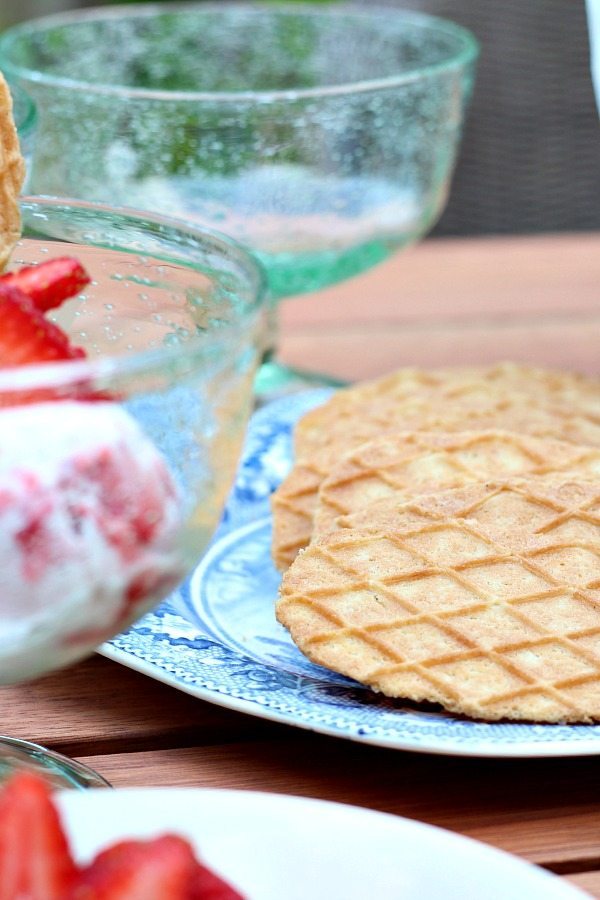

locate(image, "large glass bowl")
[[0, 196, 265, 684], [0, 3, 478, 394]]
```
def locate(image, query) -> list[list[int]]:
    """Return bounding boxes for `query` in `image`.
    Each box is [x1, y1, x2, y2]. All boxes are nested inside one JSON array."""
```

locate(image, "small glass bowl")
[[0, 196, 265, 683]]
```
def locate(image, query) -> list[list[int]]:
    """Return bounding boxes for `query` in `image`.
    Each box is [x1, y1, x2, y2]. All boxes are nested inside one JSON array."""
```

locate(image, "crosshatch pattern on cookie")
[[294, 364, 600, 459], [272, 383, 600, 572], [314, 431, 600, 537], [337, 477, 600, 549], [277, 483, 600, 722], [295, 391, 600, 464]]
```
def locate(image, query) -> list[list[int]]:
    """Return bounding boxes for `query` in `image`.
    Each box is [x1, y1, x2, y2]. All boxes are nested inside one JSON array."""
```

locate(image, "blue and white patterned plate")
[[102, 390, 600, 758]]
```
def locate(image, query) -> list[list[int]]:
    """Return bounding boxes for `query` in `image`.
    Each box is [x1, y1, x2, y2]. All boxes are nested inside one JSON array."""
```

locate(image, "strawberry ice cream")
[[0, 400, 185, 681]]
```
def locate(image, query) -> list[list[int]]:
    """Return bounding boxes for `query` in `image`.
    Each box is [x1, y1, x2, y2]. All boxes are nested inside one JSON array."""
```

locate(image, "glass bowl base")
[[254, 359, 347, 406], [0, 736, 111, 790]]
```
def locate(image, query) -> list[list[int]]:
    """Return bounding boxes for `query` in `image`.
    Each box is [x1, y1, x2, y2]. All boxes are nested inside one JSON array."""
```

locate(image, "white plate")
[[102, 390, 600, 758], [57, 788, 586, 900]]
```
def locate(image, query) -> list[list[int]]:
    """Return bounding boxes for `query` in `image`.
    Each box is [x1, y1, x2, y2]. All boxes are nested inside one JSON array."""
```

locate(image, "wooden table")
[[4, 233, 600, 897]]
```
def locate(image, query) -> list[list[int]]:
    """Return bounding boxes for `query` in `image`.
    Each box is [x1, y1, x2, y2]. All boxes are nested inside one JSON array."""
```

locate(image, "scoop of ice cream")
[[0, 401, 185, 680]]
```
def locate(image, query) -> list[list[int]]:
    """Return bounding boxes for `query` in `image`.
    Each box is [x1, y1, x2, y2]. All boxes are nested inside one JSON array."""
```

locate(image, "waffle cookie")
[[272, 370, 600, 571], [277, 476, 600, 722], [336, 475, 600, 545], [294, 363, 600, 460], [0, 74, 25, 272], [313, 430, 600, 538]]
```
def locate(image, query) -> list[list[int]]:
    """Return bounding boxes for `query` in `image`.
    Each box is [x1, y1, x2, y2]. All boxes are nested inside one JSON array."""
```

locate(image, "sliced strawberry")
[[1, 256, 90, 312], [0, 772, 78, 900], [0, 282, 89, 405], [189, 859, 246, 900], [71, 835, 200, 900], [0, 282, 85, 366]]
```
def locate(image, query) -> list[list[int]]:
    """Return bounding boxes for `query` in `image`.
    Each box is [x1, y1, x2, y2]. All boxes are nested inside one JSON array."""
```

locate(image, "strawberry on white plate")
[[0, 773, 77, 900], [0, 774, 244, 900]]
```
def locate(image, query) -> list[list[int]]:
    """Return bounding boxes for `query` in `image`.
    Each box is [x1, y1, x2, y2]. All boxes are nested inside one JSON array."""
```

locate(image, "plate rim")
[[99, 639, 600, 758], [54, 786, 588, 899]]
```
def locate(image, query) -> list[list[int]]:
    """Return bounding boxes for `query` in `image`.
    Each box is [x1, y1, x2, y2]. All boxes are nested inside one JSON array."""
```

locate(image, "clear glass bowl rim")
[[0, 1, 480, 102], [0, 195, 266, 395]]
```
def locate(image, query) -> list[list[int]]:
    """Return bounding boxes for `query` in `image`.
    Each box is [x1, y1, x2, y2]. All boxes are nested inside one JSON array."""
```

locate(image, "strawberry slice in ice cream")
[[0, 256, 186, 679], [0, 401, 185, 681]]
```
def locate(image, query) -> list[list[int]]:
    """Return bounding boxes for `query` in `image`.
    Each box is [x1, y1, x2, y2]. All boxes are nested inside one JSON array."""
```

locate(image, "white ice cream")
[[0, 401, 185, 681]]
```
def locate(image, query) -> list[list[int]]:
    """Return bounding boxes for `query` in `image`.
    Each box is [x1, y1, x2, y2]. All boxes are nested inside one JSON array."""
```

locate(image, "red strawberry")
[[1, 256, 90, 312], [71, 835, 201, 899], [0, 282, 85, 366], [189, 859, 246, 899], [0, 772, 78, 900], [0, 282, 89, 405]]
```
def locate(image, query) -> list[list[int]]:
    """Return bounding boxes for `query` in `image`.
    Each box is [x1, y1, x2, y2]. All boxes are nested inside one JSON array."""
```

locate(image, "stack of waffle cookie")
[[273, 363, 600, 722]]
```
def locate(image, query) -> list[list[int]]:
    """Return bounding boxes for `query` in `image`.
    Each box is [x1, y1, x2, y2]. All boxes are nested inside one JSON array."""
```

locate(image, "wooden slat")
[[76, 736, 600, 869], [280, 233, 600, 327], [279, 232, 600, 381], [564, 872, 600, 898], [280, 314, 600, 381], [0, 656, 285, 755]]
